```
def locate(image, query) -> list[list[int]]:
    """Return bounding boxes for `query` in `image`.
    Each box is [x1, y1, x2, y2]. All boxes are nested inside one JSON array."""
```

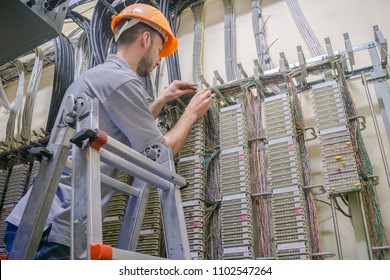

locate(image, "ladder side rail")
[[9, 125, 75, 259], [71, 98, 103, 260], [156, 144, 191, 260]]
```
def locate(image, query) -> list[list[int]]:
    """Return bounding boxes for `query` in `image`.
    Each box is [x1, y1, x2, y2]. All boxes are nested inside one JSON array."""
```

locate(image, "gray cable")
[[192, 2, 204, 84], [285, 0, 325, 56], [0, 78, 11, 111], [251, 0, 273, 70], [223, 0, 238, 81], [74, 30, 90, 79], [5, 60, 25, 149], [21, 49, 44, 142]]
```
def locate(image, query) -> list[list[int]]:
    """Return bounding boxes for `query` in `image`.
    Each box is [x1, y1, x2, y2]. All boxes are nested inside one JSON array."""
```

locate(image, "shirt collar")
[[106, 54, 131, 70]]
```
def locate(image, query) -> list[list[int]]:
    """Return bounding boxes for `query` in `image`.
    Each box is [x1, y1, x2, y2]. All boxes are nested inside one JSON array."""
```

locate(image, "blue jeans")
[[4, 222, 70, 260]]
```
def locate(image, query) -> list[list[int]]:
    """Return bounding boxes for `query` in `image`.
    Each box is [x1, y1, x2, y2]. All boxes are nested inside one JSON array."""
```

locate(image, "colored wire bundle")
[[288, 76, 323, 259], [245, 85, 272, 258], [203, 98, 222, 259]]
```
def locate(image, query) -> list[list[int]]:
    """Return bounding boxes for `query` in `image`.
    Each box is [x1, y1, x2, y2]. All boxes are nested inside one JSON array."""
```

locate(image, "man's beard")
[[137, 45, 154, 77]]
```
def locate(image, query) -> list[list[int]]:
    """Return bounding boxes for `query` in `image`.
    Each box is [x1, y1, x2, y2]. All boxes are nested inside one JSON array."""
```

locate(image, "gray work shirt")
[[6, 54, 165, 247]]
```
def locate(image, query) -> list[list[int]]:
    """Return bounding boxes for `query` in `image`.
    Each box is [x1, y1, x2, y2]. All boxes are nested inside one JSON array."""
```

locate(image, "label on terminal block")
[[220, 104, 242, 112], [320, 125, 347, 135], [179, 155, 201, 162], [222, 193, 247, 201], [264, 92, 288, 102]]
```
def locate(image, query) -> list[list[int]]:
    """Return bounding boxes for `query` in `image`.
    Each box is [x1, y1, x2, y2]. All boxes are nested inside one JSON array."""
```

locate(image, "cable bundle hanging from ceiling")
[[45, 35, 75, 132], [159, 0, 182, 83], [157, 0, 200, 85], [191, 1, 205, 84], [74, 30, 90, 79], [284, 0, 325, 56], [5, 61, 25, 150], [20, 49, 44, 143], [0, 45, 55, 87], [66, 10, 92, 78], [0, 78, 11, 112], [89, 0, 117, 67], [251, 0, 273, 70], [223, 0, 238, 81]]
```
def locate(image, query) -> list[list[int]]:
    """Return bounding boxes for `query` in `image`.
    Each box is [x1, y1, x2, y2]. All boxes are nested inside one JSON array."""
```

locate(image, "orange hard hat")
[[111, 3, 178, 58]]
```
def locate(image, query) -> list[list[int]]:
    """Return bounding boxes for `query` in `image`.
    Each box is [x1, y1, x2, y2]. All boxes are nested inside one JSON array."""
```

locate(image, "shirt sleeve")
[[101, 78, 165, 153]]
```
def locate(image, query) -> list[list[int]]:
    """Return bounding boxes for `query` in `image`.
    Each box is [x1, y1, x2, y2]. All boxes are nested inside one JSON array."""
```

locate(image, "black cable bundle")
[[45, 35, 75, 132], [89, 0, 115, 67], [159, 0, 182, 84]]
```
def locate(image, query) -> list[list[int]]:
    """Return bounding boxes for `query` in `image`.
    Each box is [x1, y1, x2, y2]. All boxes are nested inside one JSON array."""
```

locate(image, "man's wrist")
[[181, 110, 198, 124], [156, 93, 169, 105]]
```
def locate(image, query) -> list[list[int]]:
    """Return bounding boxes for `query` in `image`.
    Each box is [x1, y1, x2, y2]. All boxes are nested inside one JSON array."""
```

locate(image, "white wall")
[[1, 0, 389, 259]]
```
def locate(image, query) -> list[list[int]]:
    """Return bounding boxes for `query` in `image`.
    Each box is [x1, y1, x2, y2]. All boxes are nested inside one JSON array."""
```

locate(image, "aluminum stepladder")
[[8, 93, 191, 260]]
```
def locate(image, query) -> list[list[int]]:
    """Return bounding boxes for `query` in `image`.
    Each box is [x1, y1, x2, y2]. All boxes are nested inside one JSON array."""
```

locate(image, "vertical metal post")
[[361, 73, 390, 189], [367, 43, 390, 144], [348, 192, 371, 259], [359, 192, 374, 259], [71, 98, 103, 259], [330, 195, 343, 260], [156, 144, 191, 259]]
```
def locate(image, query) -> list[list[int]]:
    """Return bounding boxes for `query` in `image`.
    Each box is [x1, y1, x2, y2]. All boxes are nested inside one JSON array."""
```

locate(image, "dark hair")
[[116, 21, 163, 48]]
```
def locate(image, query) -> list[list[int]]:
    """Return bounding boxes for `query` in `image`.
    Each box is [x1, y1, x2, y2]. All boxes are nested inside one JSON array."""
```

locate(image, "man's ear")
[[142, 31, 152, 47]]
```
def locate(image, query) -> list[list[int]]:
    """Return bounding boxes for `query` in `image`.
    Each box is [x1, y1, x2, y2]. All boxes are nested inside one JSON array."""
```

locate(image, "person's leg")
[[4, 222, 18, 253], [35, 224, 70, 260], [4, 222, 70, 260]]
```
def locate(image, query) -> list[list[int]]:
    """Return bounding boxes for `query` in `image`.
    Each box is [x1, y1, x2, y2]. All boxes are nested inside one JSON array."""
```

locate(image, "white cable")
[[21, 49, 44, 141], [192, 3, 204, 84], [285, 0, 325, 56], [74, 31, 90, 79], [223, 0, 238, 81], [0, 78, 11, 111], [5, 60, 25, 149], [251, 0, 273, 70]]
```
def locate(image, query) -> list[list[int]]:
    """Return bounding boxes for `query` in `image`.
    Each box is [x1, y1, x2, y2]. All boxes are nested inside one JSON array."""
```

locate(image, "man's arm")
[[149, 80, 197, 118], [163, 89, 212, 155]]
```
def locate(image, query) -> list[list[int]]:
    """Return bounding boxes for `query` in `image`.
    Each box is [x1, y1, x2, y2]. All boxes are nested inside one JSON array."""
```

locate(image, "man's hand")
[[161, 80, 198, 102], [149, 80, 198, 118], [183, 89, 212, 121], [162, 89, 212, 156]]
